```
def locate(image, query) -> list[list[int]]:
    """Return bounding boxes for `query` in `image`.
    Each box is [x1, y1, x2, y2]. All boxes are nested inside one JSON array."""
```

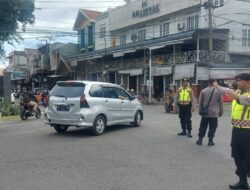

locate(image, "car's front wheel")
[[132, 111, 142, 127], [54, 125, 68, 133], [92, 115, 106, 136]]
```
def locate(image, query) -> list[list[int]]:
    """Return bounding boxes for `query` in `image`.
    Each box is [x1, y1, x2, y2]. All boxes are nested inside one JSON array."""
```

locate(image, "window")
[[100, 25, 106, 38], [115, 88, 130, 100], [102, 87, 119, 99], [88, 25, 93, 46], [51, 82, 85, 97], [79, 30, 85, 48], [160, 23, 169, 37], [242, 29, 250, 47], [120, 34, 126, 45], [187, 15, 199, 30], [138, 27, 146, 41], [89, 85, 103, 98]]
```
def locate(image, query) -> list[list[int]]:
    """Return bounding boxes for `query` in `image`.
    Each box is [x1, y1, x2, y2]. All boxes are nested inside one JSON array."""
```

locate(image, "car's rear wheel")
[[54, 125, 68, 133], [132, 111, 142, 127], [92, 115, 106, 136]]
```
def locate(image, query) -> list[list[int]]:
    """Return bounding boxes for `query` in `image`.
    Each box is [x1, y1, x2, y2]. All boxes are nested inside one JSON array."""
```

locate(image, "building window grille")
[[120, 35, 126, 45], [242, 29, 250, 47], [100, 26, 106, 38], [138, 27, 146, 41], [160, 23, 169, 37], [187, 15, 199, 30], [248, 30, 250, 47]]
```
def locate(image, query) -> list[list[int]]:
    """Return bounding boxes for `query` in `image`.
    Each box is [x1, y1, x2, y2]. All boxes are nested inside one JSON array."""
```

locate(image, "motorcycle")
[[19, 98, 41, 120]]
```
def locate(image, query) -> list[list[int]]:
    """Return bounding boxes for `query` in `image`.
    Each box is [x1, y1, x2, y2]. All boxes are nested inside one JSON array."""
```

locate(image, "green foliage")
[[0, 0, 35, 57], [0, 100, 20, 117]]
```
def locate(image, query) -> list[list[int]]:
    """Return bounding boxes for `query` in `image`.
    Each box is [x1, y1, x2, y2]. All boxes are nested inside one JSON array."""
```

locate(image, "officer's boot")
[[187, 131, 192, 138], [208, 138, 215, 146], [178, 130, 187, 136], [196, 137, 203, 145], [229, 176, 249, 189]]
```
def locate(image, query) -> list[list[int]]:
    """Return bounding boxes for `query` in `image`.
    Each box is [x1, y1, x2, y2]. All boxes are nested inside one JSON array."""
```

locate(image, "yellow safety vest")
[[231, 91, 250, 129], [178, 87, 192, 104]]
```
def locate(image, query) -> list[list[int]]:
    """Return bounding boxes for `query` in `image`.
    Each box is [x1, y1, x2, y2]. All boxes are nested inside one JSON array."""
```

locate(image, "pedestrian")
[[215, 73, 250, 189], [173, 78, 195, 137], [11, 90, 16, 104], [164, 89, 174, 113], [196, 79, 223, 146]]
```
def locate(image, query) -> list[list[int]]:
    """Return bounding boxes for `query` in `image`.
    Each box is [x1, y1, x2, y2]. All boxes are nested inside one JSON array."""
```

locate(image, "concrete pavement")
[[0, 104, 237, 190]]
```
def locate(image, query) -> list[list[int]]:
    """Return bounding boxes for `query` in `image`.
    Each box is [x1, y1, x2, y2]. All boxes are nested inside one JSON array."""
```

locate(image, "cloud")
[[1, 0, 125, 68]]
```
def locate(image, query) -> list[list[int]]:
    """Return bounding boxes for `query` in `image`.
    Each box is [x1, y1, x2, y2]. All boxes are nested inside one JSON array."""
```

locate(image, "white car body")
[[44, 81, 143, 135]]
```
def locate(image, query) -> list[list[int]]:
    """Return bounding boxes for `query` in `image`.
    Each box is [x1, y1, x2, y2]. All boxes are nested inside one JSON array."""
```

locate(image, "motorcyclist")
[[21, 88, 38, 113]]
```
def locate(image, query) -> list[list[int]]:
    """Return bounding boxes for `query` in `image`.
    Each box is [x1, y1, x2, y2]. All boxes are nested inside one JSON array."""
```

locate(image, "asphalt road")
[[0, 105, 237, 190]]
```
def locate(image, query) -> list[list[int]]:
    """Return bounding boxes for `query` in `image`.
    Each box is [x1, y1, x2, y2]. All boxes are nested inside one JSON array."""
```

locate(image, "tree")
[[0, 0, 35, 57]]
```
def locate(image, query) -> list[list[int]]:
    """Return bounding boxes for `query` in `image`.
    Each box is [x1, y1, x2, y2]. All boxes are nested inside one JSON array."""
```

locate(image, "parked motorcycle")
[[19, 98, 41, 120]]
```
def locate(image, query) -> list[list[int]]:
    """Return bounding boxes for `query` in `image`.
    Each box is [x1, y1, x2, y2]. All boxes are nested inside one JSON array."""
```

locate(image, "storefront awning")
[[118, 68, 143, 76], [173, 63, 195, 80], [210, 68, 250, 79], [197, 66, 209, 80], [152, 66, 172, 76]]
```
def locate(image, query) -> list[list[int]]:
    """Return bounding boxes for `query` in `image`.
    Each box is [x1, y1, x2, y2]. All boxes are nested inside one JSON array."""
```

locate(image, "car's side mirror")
[[130, 96, 136, 101]]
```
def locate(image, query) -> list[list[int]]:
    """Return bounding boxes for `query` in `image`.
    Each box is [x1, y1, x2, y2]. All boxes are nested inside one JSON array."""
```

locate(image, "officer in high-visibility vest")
[[216, 73, 250, 189], [226, 73, 250, 190], [174, 78, 195, 137]]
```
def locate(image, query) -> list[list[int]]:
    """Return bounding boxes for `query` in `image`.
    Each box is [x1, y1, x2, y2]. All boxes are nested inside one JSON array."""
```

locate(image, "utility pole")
[[203, 0, 224, 63], [208, 0, 213, 62]]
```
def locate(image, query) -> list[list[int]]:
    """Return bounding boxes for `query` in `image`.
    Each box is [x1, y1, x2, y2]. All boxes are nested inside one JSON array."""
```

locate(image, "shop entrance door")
[[153, 76, 163, 101]]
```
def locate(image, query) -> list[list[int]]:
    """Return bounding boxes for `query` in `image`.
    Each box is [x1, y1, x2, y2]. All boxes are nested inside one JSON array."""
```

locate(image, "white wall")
[[109, 0, 200, 31], [200, 0, 250, 52], [95, 12, 111, 50]]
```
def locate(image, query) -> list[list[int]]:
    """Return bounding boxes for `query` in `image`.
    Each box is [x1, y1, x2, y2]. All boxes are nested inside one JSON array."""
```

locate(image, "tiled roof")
[[80, 9, 102, 20]]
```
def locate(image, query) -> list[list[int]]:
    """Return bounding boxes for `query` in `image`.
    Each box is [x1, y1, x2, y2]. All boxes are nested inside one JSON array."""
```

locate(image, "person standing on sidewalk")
[[173, 78, 195, 137], [196, 79, 223, 146], [215, 73, 250, 189]]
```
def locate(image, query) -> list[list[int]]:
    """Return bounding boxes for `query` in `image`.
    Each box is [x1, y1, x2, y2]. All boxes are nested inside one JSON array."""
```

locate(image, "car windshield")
[[50, 82, 85, 98]]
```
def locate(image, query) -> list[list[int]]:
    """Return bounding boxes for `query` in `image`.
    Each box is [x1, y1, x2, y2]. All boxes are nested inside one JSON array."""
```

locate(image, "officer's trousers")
[[178, 103, 192, 132], [198, 117, 218, 139], [231, 127, 250, 178]]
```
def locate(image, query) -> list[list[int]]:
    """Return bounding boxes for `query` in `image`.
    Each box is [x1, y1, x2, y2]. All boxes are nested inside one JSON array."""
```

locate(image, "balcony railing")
[[161, 50, 229, 65]]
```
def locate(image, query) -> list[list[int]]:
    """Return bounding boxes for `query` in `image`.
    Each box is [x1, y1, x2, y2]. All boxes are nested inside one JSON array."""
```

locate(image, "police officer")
[[226, 73, 250, 189], [216, 73, 250, 189], [174, 78, 195, 137]]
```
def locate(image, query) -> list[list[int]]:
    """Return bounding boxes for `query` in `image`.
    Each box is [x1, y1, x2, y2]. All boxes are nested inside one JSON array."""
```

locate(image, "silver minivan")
[[44, 81, 143, 135]]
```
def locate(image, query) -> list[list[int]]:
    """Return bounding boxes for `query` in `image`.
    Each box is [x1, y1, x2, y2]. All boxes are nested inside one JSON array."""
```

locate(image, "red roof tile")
[[80, 9, 102, 20]]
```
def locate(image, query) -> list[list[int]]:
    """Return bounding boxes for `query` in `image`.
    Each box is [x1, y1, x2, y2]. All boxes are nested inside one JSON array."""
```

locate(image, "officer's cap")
[[236, 73, 250, 81], [182, 78, 189, 82]]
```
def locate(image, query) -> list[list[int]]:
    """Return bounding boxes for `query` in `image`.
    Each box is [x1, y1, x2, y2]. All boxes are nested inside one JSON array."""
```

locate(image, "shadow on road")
[[46, 124, 137, 138]]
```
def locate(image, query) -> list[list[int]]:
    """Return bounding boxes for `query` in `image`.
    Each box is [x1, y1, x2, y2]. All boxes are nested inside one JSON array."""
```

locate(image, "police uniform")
[[175, 79, 195, 137], [229, 73, 250, 190]]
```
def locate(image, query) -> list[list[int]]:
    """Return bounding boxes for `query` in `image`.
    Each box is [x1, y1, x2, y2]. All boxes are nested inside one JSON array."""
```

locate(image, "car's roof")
[[57, 80, 121, 87]]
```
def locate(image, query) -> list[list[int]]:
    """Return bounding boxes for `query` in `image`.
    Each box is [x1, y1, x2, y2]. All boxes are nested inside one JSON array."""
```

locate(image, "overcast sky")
[[0, 0, 125, 68]]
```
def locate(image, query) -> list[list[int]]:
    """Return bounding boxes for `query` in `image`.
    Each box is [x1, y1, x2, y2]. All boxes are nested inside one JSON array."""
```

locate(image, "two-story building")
[[65, 0, 250, 99]]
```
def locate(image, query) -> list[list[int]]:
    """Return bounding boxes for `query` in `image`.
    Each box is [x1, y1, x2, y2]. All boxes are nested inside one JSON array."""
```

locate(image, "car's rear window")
[[50, 82, 85, 97]]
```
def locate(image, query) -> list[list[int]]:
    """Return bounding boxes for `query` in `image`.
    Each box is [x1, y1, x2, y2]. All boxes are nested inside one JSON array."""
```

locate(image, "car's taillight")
[[80, 96, 89, 108]]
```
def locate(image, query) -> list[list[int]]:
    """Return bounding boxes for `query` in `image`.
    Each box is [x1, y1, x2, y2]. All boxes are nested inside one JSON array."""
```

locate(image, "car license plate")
[[57, 105, 70, 111]]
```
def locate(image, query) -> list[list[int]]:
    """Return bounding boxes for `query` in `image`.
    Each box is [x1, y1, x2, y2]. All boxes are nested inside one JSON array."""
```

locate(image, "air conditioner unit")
[[131, 34, 137, 42], [177, 22, 185, 31], [214, 0, 219, 6]]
